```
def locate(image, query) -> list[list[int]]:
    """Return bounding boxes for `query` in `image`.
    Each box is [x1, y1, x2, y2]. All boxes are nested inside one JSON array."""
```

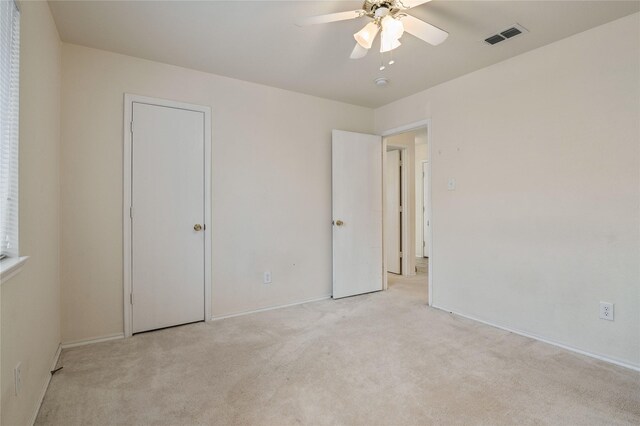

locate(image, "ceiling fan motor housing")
[[364, 1, 402, 19]]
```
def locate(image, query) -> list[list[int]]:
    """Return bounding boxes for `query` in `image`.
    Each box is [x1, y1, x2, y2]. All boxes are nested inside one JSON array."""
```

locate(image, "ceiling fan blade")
[[400, 14, 448, 46], [397, 0, 432, 9], [296, 10, 364, 27], [350, 43, 369, 59]]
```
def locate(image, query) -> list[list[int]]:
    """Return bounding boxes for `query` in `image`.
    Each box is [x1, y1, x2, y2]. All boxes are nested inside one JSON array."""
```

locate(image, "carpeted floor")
[[415, 257, 428, 274], [36, 271, 639, 425]]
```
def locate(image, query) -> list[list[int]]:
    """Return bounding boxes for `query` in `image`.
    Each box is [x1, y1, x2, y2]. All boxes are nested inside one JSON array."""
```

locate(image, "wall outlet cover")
[[599, 302, 614, 321], [447, 178, 456, 191], [263, 271, 272, 284]]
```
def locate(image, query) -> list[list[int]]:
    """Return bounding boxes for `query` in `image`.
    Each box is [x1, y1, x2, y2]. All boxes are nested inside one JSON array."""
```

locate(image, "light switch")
[[448, 178, 456, 191]]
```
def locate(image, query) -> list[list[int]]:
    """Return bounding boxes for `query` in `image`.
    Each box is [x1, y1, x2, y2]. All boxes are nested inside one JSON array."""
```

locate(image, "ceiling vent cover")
[[484, 24, 528, 45]]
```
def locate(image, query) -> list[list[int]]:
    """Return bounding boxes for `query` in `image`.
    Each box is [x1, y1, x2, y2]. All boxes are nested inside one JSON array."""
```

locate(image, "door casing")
[[422, 160, 430, 258], [123, 94, 212, 338]]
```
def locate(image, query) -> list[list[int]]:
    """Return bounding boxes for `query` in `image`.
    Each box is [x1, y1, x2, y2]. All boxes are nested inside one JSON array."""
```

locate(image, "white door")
[[332, 130, 383, 299], [385, 150, 401, 274], [131, 102, 205, 333], [422, 161, 429, 257]]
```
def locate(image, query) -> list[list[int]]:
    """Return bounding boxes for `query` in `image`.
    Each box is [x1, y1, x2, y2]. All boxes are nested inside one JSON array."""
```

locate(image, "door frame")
[[122, 94, 212, 338], [383, 145, 409, 281], [421, 160, 429, 257], [381, 119, 433, 306]]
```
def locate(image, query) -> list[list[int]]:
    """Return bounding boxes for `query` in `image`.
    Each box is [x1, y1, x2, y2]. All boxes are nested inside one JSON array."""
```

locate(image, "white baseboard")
[[61, 332, 125, 349], [433, 304, 640, 372], [29, 343, 61, 426], [211, 295, 332, 321]]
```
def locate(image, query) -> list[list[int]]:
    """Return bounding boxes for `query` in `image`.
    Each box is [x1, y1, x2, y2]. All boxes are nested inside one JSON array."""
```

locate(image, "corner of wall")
[[1, 1, 64, 424]]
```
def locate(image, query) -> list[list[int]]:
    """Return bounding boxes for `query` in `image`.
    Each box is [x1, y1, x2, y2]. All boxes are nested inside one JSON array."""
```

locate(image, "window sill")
[[0, 256, 29, 284]]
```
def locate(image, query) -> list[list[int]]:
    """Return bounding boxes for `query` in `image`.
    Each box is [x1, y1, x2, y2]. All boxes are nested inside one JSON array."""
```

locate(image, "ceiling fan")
[[296, 0, 449, 59]]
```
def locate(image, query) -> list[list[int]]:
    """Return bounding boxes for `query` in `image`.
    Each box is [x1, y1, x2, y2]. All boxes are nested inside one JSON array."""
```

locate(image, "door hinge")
[[399, 252, 403, 258], [423, 241, 426, 247], [129, 206, 133, 219], [399, 206, 403, 212], [399, 160, 403, 166], [130, 293, 133, 305], [130, 121, 134, 134]]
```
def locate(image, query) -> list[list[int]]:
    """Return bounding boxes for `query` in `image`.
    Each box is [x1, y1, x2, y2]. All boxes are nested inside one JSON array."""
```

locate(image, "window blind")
[[0, 0, 20, 258]]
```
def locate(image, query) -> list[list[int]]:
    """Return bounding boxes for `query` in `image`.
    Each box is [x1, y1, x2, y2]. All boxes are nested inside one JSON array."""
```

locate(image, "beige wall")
[[375, 13, 640, 367], [60, 44, 373, 343], [1, 1, 62, 424], [3, 5, 636, 423]]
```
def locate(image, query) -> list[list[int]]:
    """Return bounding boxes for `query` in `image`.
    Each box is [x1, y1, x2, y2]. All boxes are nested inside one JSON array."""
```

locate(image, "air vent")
[[501, 27, 522, 39], [484, 24, 528, 46], [485, 34, 505, 45]]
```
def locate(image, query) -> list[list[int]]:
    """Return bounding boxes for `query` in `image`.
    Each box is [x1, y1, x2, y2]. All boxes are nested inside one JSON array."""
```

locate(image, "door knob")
[[193, 224, 202, 231], [335, 220, 344, 226]]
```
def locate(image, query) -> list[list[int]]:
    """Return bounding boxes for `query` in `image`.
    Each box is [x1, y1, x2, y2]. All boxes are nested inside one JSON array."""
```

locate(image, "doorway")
[[123, 95, 212, 337], [382, 125, 430, 302], [329, 123, 431, 304]]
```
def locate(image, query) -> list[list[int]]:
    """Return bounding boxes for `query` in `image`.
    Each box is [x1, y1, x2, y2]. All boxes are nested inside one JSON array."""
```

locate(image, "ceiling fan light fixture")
[[380, 36, 401, 53], [354, 22, 380, 49], [379, 16, 404, 53], [381, 16, 404, 40], [297, 0, 448, 64]]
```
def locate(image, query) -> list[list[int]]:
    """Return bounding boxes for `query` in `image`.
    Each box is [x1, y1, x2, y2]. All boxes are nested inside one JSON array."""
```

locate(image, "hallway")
[[387, 257, 428, 304]]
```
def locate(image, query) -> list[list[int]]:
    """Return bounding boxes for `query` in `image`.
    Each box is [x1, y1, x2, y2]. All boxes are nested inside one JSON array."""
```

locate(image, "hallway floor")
[[37, 271, 639, 425], [387, 259, 428, 303]]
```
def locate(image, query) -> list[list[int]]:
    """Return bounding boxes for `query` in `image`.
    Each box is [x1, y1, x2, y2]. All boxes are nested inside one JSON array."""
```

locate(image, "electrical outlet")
[[14, 363, 21, 395], [599, 302, 614, 321], [263, 271, 271, 284], [447, 178, 456, 191]]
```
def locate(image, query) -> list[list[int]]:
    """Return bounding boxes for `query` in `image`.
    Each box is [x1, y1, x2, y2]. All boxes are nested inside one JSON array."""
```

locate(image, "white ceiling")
[[48, 1, 639, 108]]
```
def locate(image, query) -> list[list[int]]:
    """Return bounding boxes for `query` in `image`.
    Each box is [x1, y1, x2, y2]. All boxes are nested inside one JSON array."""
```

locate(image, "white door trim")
[[381, 119, 433, 306], [421, 160, 429, 258], [123, 94, 212, 338]]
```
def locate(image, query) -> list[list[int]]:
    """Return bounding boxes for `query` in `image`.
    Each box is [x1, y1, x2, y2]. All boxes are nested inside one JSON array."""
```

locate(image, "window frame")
[[0, 0, 27, 283]]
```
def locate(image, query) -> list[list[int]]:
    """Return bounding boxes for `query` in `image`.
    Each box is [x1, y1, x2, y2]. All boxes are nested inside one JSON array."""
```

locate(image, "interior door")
[[332, 130, 383, 299], [131, 102, 205, 333], [385, 150, 401, 274], [422, 161, 429, 257]]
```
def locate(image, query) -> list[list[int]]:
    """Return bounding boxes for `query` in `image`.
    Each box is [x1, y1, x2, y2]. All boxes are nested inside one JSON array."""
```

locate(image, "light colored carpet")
[[36, 272, 639, 425], [415, 257, 428, 274]]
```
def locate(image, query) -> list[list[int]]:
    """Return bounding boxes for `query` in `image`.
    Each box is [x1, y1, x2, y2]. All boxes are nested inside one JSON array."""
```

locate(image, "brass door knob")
[[335, 220, 344, 226], [194, 224, 202, 231]]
